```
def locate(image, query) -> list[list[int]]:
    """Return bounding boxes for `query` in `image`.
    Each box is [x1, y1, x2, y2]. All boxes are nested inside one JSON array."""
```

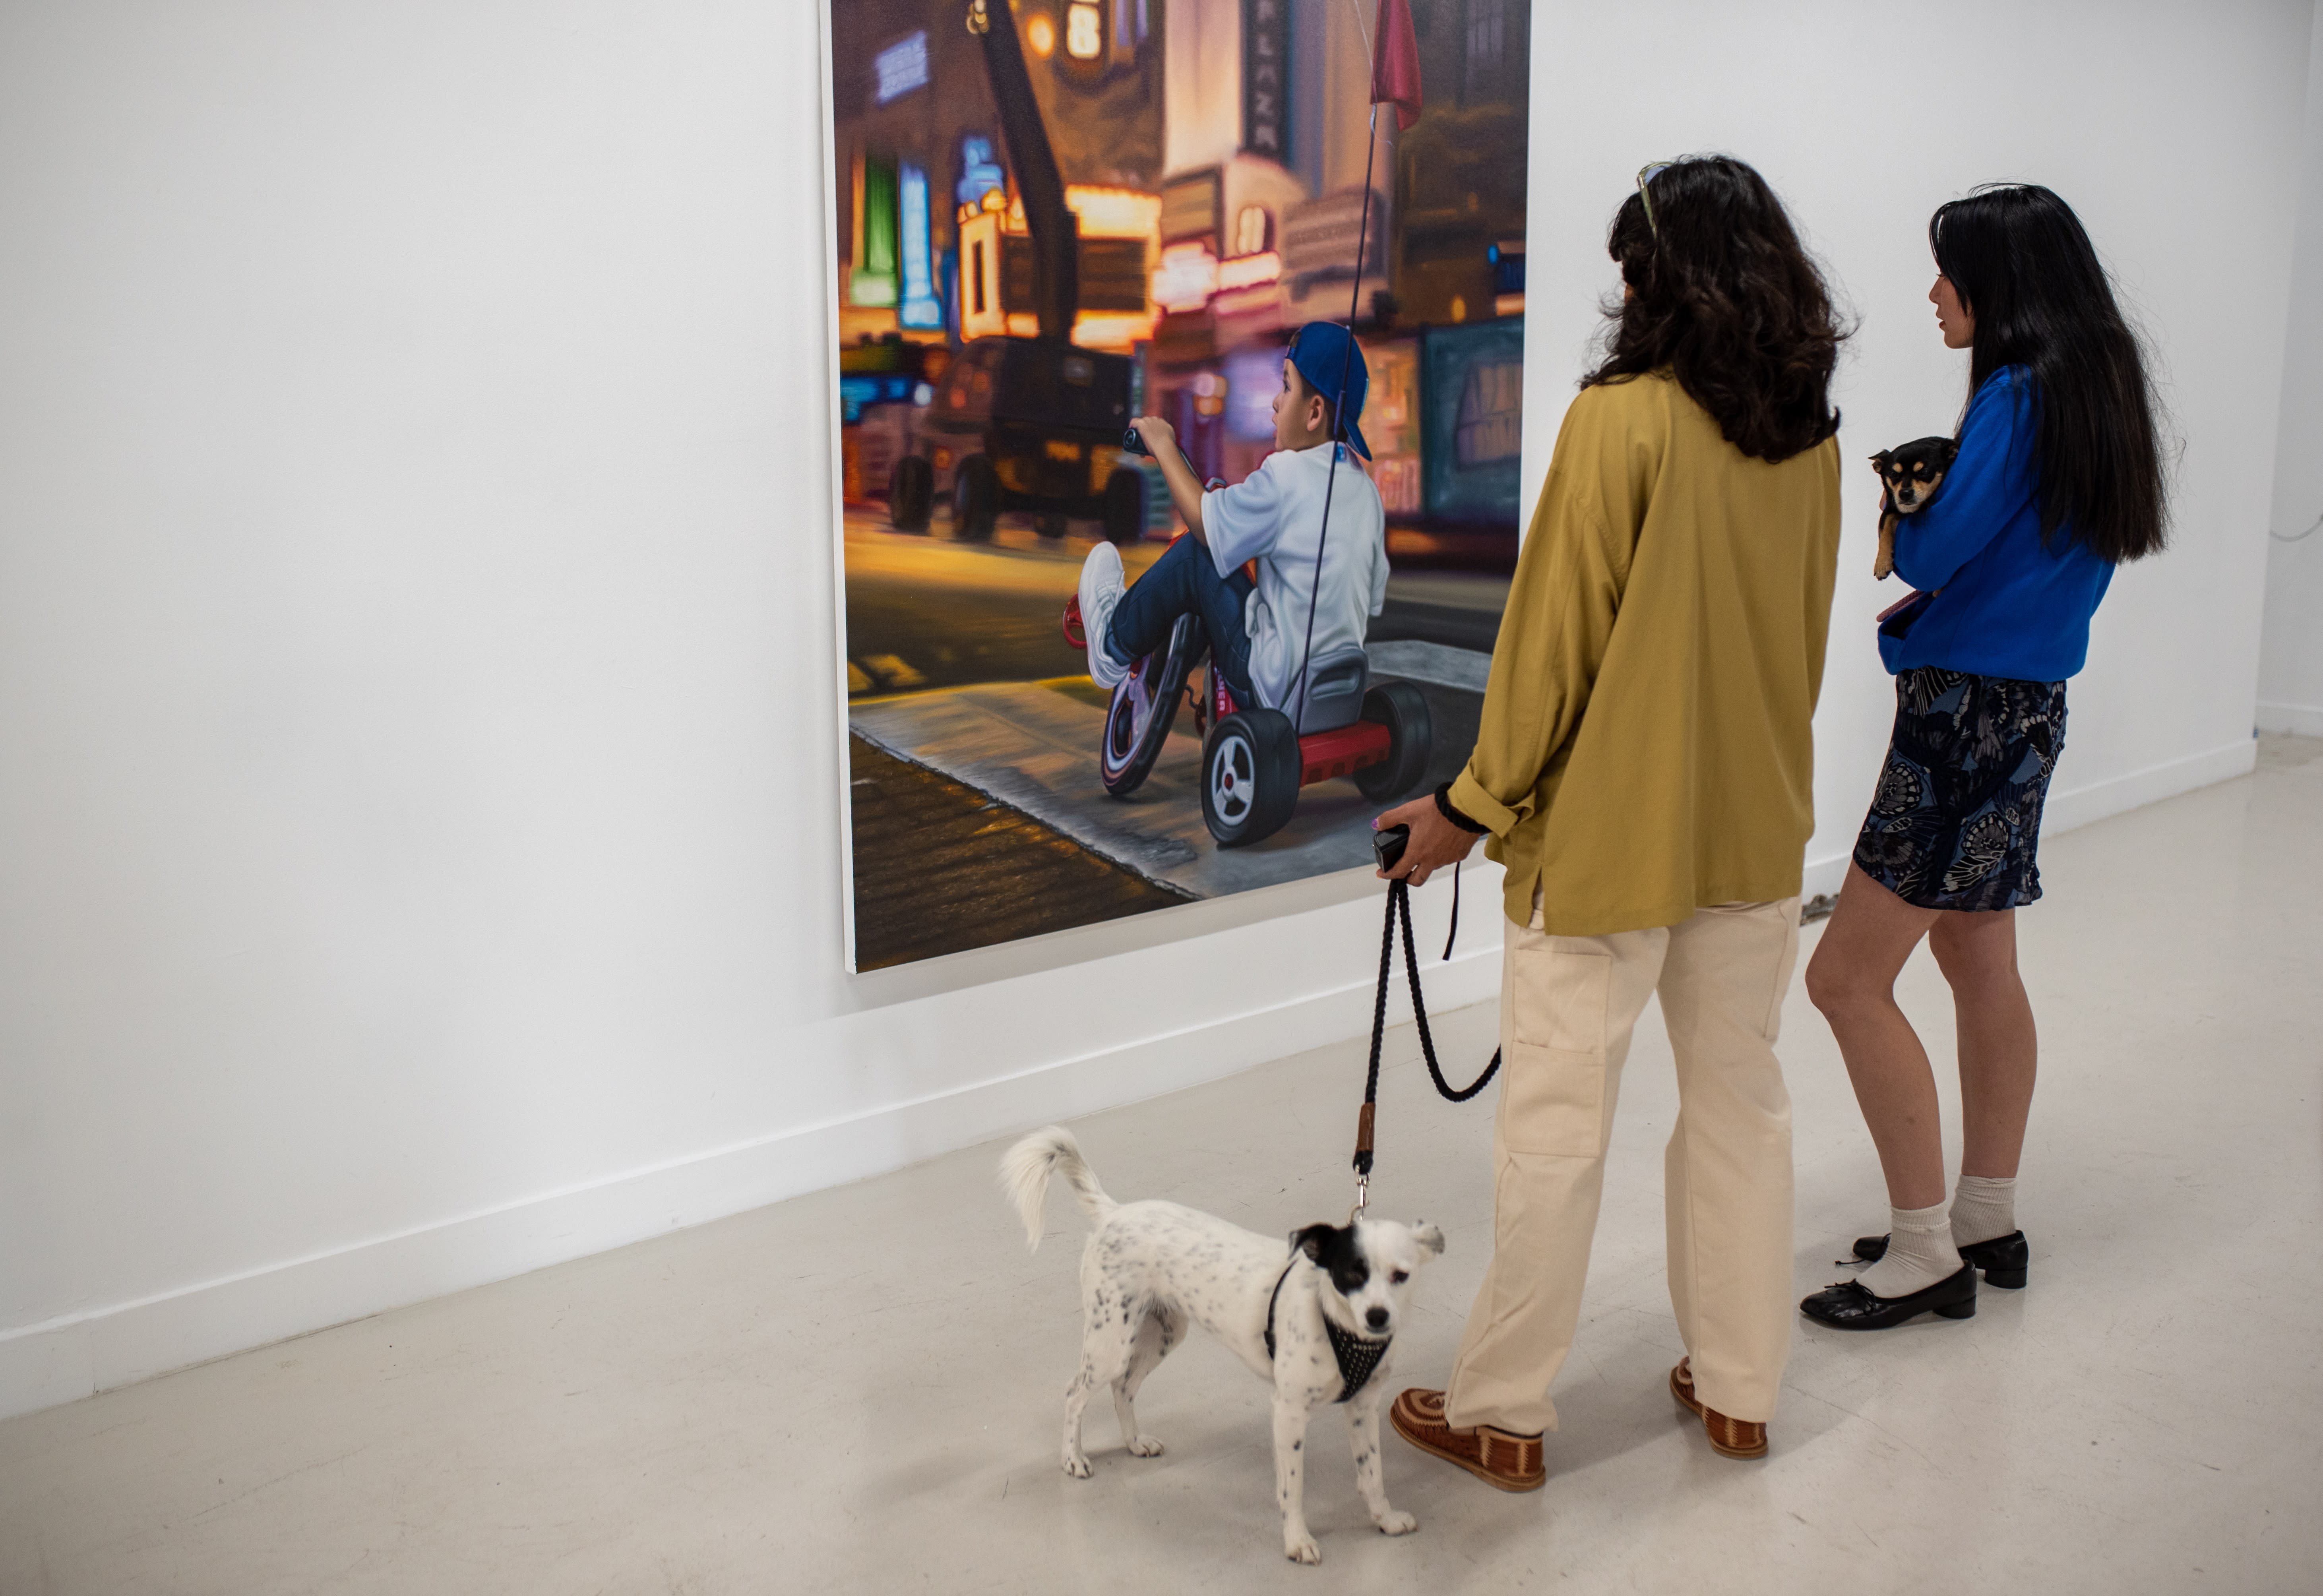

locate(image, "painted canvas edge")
[[817, 0, 862, 976]]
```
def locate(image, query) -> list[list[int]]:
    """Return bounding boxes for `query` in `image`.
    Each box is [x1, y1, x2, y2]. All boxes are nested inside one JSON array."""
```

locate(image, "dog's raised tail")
[[998, 1127, 1115, 1250]]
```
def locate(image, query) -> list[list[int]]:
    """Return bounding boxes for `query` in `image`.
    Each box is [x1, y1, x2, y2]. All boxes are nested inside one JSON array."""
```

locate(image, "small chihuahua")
[[1870, 435, 1960, 579], [1000, 1127, 1443, 1565]]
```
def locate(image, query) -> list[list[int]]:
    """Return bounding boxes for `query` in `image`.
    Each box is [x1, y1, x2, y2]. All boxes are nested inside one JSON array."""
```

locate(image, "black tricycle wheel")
[[1354, 680, 1433, 802], [1100, 614, 1201, 798], [1202, 707, 1300, 847], [888, 455, 934, 531], [952, 454, 999, 540]]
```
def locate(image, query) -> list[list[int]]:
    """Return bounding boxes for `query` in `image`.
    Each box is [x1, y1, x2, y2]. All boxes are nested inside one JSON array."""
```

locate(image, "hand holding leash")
[[1371, 794, 1478, 887]]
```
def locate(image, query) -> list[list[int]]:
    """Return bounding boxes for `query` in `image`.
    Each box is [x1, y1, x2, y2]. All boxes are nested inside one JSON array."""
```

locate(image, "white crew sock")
[[1857, 1200, 1962, 1300], [1949, 1175, 2017, 1247]]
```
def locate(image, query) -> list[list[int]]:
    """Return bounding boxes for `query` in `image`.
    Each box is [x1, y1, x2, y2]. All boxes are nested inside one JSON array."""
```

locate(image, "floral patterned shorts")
[[1854, 667, 2068, 912]]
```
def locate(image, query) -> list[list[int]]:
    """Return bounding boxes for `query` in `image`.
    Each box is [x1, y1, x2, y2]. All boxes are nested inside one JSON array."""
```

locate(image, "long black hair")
[[1930, 184, 2167, 563], [1585, 155, 1847, 463]]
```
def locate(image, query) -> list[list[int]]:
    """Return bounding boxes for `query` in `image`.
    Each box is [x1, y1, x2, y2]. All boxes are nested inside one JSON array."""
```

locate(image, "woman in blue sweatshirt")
[[1802, 185, 2168, 1330]]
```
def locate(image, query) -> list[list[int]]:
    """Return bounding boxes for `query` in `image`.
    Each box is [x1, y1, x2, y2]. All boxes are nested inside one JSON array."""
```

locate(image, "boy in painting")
[[1077, 323, 1389, 714]]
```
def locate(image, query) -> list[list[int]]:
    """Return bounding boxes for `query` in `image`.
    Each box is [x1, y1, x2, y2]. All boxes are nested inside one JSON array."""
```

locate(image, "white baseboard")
[[2256, 699, 2323, 737], [1801, 735, 2258, 909], [0, 942, 1501, 1424], [2042, 737, 2257, 835], [1802, 850, 1851, 904]]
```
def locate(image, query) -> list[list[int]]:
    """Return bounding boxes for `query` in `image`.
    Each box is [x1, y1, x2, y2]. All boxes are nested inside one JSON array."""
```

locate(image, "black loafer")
[[1852, 1230, 2028, 1289], [1800, 1263, 1977, 1329]]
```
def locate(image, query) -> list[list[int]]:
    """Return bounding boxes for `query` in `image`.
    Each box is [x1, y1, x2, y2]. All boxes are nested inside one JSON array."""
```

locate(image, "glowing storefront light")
[[1066, 2, 1102, 59], [989, 186, 1159, 240], [1215, 251, 1281, 291], [873, 32, 928, 104], [1026, 12, 1056, 57], [1153, 242, 1219, 314], [958, 210, 1007, 340], [1062, 186, 1161, 239], [850, 153, 899, 309], [955, 137, 1005, 207], [898, 163, 942, 330], [1235, 205, 1269, 256]]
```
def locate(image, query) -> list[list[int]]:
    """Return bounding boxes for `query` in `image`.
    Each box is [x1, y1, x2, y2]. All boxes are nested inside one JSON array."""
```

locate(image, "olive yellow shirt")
[[1449, 372, 1842, 935]]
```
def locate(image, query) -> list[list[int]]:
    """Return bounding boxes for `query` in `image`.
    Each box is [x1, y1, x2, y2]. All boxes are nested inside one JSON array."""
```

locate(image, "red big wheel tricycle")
[[1063, 589, 1431, 848]]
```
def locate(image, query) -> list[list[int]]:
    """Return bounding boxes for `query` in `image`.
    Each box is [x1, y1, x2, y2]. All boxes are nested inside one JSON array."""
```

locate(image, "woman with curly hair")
[[1800, 185, 2168, 1332], [1377, 155, 1846, 1482]]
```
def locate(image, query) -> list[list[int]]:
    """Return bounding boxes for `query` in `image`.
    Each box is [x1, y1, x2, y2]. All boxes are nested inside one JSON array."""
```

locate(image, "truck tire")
[[888, 455, 934, 531], [952, 454, 999, 540]]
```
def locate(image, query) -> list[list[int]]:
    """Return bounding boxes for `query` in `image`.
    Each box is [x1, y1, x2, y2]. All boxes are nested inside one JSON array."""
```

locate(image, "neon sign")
[[898, 163, 942, 330], [1152, 242, 1219, 314], [874, 33, 928, 104]]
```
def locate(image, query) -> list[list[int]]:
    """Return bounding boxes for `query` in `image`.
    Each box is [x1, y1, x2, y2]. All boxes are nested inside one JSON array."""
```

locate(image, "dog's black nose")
[[1366, 1307, 1389, 1331]]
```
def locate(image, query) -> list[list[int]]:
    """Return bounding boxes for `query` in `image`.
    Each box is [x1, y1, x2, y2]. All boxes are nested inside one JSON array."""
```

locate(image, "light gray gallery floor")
[[4, 738, 2319, 1594]]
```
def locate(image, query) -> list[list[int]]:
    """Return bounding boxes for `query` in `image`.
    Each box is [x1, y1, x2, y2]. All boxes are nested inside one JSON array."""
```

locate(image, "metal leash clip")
[[1350, 1173, 1370, 1225]]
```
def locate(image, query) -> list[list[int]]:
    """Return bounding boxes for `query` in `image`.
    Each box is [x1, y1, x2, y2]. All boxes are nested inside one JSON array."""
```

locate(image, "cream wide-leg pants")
[[1443, 893, 1802, 1434]]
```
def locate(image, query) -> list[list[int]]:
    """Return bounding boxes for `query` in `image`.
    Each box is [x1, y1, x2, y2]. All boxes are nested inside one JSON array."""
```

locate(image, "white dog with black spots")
[[1000, 1126, 1445, 1564]]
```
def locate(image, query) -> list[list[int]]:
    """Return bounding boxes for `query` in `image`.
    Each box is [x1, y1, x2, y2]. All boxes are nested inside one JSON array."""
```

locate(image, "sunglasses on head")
[[1636, 161, 1676, 237]]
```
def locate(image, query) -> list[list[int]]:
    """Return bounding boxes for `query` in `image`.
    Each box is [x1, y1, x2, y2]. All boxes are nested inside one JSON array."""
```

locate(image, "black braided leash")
[[1350, 860, 1500, 1202]]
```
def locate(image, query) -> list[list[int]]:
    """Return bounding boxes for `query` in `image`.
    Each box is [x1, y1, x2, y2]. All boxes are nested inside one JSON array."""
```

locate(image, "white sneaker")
[[1078, 543, 1129, 690]]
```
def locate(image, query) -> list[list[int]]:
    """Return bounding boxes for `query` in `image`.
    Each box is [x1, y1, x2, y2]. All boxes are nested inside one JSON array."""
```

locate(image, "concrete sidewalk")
[[847, 644, 1487, 900]]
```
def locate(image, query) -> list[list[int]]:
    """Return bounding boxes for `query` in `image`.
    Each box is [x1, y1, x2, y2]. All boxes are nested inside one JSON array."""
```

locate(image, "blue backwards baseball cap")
[[1286, 322, 1371, 460]]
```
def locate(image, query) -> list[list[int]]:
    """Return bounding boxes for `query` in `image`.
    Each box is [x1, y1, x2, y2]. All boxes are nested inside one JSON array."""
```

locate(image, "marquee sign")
[[1243, 0, 1290, 161]]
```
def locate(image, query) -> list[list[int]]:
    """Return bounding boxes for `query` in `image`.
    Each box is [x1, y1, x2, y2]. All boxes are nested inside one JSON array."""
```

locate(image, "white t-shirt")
[[1202, 443, 1390, 711]]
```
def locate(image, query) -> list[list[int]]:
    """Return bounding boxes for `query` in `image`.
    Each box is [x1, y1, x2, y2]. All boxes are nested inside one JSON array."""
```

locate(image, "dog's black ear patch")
[[1294, 1223, 1371, 1297], [1293, 1223, 1337, 1263]]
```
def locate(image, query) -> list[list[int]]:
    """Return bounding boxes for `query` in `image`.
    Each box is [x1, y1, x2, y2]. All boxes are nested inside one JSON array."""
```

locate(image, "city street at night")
[[841, 506, 1502, 967], [827, 0, 1530, 966]]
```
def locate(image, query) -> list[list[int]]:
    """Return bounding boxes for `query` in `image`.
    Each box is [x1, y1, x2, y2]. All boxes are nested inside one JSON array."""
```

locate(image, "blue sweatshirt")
[[1879, 366, 2114, 683]]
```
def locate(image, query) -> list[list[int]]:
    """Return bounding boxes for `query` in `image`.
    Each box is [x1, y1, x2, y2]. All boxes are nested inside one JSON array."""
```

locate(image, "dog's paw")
[[1284, 1534, 1322, 1565], [1126, 1435, 1164, 1458], [1062, 1451, 1093, 1480], [1375, 1509, 1418, 1536]]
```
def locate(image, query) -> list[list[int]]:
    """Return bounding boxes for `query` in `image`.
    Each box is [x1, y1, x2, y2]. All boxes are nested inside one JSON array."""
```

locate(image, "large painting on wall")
[[828, 0, 1533, 970]]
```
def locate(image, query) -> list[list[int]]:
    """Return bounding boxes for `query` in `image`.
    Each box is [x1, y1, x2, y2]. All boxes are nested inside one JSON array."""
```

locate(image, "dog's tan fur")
[[1870, 436, 1959, 579]]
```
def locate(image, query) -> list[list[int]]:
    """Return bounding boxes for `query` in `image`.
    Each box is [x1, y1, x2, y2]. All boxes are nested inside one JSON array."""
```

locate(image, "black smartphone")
[[1372, 824, 1409, 872]]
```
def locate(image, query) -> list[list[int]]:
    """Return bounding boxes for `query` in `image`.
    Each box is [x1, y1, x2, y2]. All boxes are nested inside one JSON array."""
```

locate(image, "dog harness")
[[1263, 1262, 1390, 1403]]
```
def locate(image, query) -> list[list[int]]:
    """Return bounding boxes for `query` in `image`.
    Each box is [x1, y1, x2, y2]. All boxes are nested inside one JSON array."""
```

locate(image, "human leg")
[[1804, 863, 1946, 1209], [1927, 907, 2035, 1181], [1103, 535, 1255, 697], [1659, 899, 1800, 1425], [1441, 903, 1667, 1436], [1928, 908, 2033, 1247]]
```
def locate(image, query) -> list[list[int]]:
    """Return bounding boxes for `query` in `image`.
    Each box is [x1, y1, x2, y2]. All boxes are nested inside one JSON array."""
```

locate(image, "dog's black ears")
[[1870, 450, 1894, 469], [1290, 1222, 1341, 1263]]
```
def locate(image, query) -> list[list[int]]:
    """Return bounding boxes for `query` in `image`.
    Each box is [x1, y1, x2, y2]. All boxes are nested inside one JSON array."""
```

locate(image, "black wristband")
[[1434, 781, 1489, 835]]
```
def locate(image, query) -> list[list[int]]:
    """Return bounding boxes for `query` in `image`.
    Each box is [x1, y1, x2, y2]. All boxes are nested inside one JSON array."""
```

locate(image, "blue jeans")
[[1106, 534, 1255, 701]]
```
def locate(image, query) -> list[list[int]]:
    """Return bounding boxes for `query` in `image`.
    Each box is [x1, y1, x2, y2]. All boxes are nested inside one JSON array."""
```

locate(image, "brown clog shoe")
[[1388, 1388, 1545, 1492], [1669, 1358, 1768, 1459]]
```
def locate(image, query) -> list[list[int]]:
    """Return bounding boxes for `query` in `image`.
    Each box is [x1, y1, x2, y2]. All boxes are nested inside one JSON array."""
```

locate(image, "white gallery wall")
[[2263, 6, 2323, 734], [1, 0, 2311, 1421]]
